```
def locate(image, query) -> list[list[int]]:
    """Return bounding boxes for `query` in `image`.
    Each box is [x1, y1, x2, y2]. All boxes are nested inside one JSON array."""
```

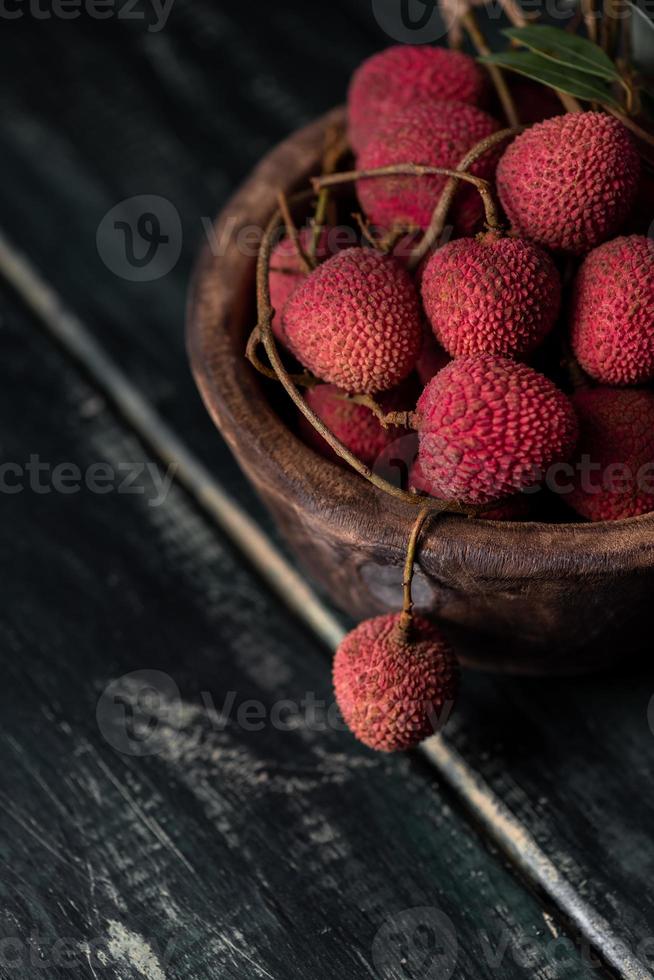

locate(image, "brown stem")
[[408, 127, 522, 270], [352, 212, 380, 249], [254, 201, 476, 516], [462, 11, 520, 128], [556, 91, 583, 113], [308, 126, 349, 262], [581, 0, 598, 42], [498, 0, 530, 27], [277, 191, 313, 273], [313, 165, 502, 234], [609, 108, 654, 148], [337, 392, 417, 430], [399, 505, 433, 634], [246, 326, 319, 388]]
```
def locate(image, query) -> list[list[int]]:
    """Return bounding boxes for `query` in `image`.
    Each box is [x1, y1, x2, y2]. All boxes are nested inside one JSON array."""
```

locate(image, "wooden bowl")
[[187, 107, 654, 675]]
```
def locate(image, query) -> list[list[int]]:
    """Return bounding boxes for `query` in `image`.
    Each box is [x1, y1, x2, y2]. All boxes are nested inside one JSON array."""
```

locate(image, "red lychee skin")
[[348, 45, 486, 154], [282, 247, 423, 393], [415, 355, 578, 505], [356, 101, 501, 235], [571, 236, 654, 386], [269, 228, 332, 344], [567, 387, 654, 521], [300, 384, 408, 467], [497, 112, 640, 255], [421, 233, 562, 358], [409, 459, 531, 519], [416, 329, 451, 386], [333, 612, 459, 752]]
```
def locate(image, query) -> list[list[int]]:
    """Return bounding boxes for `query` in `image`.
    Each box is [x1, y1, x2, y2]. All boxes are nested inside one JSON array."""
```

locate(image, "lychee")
[[497, 112, 640, 254], [347, 45, 486, 154], [333, 612, 459, 752], [415, 355, 578, 505], [356, 101, 501, 235], [282, 247, 423, 393], [571, 235, 654, 385], [421, 232, 562, 358], [410, 458, 531, 519], [300, 383, 410, 467], [269, 228, 332, 344], [567, 387, 654, 521]]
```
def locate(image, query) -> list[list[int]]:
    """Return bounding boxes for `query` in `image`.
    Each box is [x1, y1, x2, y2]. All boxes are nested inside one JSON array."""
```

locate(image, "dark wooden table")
[[0, 5, 653, 978]]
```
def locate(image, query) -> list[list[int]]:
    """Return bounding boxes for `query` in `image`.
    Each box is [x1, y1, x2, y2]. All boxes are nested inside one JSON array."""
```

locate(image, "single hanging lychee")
[[299, 383, 411, 467], [356, 101, 501, 235], [415, 355, 578, 505], [269, 228, 332, 343], [567, 387, 654, 521], [421, 232, 562, 358], [571, 235, 654, 386], [497, 112, 640, 254], [333, 612, 459, 752], [347, 45, 486, 154], [282, 247, 423, 393]]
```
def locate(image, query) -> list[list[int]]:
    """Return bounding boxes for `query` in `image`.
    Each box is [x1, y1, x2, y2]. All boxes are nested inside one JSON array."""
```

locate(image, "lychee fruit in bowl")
[[420, 231, 562, 358], [282, 246, 423, 393], [571, 235, 654, 386], [567, 387, 654, 521], [356, 100, 501, 235], [414, 355, 578, 505], [497, 112, 640, 254], [347, 45, 486, 154]]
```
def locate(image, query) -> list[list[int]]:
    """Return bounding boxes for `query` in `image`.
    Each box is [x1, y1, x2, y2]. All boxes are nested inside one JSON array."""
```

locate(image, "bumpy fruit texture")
[[497, 113, 640, 254], [416, 355, 578, 505], [410, 459, 531, 519], [283, 248, 423, 393], [300, 384, 408, 467], [269, 228, 332, 344], [567, 388, 654, 521], [571, 236, 654, 385], [356, 101, 501, 235], [347, 45, 486, 154], [421, 233, 561, 358], [333, 612, 459, 752]]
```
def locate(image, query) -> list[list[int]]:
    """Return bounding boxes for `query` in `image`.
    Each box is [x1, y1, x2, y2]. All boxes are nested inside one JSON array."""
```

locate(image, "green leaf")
[[479, 51, 623, 109], [503, 25, 621, 82]]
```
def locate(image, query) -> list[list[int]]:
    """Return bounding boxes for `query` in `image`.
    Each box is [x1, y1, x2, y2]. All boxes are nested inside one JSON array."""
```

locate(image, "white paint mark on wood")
[[105, 920, 167, 980]]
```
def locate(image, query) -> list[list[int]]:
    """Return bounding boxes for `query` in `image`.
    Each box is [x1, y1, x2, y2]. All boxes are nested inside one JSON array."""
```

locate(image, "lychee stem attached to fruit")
[[252, 197, 475, 515], [336, 391, 416, 431], [313, 164, 502, 235], [309, 125, 349, 263], [398, 505, 432, 635], [277, 190, 313, 273], [408, 126, 522, 269]]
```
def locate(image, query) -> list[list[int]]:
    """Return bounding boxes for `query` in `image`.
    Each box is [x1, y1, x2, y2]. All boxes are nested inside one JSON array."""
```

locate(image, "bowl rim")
[[187, 105, 654, 579]]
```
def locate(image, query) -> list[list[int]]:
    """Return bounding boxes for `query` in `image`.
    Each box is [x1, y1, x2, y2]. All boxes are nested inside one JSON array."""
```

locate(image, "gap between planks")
[[0, 229, 649, 980]]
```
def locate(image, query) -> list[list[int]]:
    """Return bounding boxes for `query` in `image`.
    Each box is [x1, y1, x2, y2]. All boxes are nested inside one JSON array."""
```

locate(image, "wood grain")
[[0, 287, 593, 979]]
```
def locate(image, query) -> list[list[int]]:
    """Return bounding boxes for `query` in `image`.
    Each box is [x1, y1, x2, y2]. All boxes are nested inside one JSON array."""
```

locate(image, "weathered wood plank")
[[0, 290, 591, 978], [0, 6, 650, 975]]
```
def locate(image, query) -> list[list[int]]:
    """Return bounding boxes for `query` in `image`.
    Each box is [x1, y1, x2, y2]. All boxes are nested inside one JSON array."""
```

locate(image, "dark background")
[[0, 3, 653, 979]]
